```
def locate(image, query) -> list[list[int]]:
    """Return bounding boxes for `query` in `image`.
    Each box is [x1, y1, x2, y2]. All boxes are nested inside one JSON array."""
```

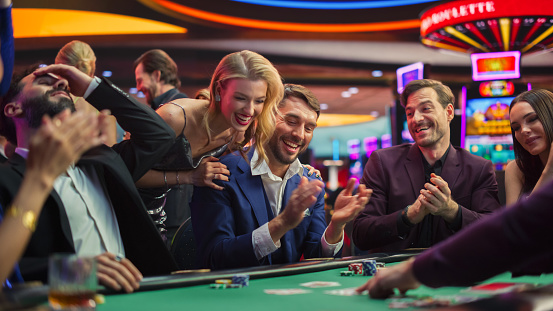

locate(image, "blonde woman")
[[136, 50, 283, 239], [55, 40, 119, 146]]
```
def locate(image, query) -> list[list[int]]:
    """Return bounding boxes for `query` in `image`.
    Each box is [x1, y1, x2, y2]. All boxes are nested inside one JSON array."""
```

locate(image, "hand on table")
[[356, 257, 421, 298], [96, 252, 143, 293]]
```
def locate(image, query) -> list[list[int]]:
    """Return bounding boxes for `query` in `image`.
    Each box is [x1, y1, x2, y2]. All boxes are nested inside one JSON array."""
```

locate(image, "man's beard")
[[145, 85, 157, 107], [268, 134, 304, 166], [23, 90, 76, 128]]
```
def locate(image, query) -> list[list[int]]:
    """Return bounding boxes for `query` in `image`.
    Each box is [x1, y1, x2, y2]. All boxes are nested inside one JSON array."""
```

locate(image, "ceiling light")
[[372, 70, 383, 77], [348, 87, 359, 94], [320, 103, 328, 110], [341, 91, 351, 98]]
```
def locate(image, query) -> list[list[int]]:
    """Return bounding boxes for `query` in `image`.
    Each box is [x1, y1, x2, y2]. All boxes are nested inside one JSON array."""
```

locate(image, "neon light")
[[471, 51, 521, 81], [420, 0, 553, 37], [148, 0, 419, 32], [461, 86, 467, 149], [421, 38, 470, 53], [445, 26, 490, 52], [396, 62, 424, 94], [522, 24, 553, 53], [13, 8, 187, 38], [499, 18, 510, 52], [231, 0, 438, 10], [464, 22, 493, 49]]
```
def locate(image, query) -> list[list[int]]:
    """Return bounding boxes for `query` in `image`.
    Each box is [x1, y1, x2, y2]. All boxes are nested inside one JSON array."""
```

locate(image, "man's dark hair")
[[399, 79, 455, 109], [0, 65, 41, 145], [281, 83, 320, 118], [133, 49, 181, 88]]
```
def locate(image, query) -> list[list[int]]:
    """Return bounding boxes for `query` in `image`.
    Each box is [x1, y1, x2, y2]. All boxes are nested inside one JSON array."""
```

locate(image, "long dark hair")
[[510, 89, 553, 196]]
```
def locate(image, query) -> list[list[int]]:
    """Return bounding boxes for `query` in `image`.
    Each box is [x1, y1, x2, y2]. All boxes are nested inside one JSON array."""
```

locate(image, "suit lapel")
[[440, 146, 461, 191], [405, 144, 425, 198], [236, 158, 269, 227]]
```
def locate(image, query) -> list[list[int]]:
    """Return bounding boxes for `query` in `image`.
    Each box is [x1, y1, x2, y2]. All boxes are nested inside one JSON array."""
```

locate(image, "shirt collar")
[[251, 149, 303, 180], [421, 144, 450, 169], [152, 88, 179, 110]]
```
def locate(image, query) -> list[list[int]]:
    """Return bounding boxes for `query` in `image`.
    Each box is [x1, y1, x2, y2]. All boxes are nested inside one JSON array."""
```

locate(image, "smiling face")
[[510, 101, 548, 157], [267, 95, 317, 170], [219, 78, 267, 132], [134, 62, 158, 106], [16, 73, 75, 128], [405, 87, 453, 149]]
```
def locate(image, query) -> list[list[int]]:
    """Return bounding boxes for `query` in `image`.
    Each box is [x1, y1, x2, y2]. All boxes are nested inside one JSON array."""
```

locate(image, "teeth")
[[237, 114, 251, 122], [284, 140, 299, 148]]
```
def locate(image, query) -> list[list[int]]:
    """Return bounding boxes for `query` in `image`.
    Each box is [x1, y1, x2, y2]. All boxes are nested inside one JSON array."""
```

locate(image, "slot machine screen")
[[471, 51, 521, 81], [462, 80, 521, 168]]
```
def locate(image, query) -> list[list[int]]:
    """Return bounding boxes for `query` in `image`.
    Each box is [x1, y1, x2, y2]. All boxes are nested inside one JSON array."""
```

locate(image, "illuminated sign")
[[478, 80, 515, 97], [396, 62, 424, 94], [471, 51, 520, 81], [420, 0, 552, 37]]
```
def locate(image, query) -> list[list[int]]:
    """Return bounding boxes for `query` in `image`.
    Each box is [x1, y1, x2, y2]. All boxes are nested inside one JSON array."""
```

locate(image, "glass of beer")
[[48, 254, 97, 310]]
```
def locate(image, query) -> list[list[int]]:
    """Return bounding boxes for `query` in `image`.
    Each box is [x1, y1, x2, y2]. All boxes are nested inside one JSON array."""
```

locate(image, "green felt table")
[[97, 256, 553, 311]]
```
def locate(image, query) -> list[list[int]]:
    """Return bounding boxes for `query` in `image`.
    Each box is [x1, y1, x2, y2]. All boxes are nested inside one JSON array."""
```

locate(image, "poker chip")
[[362, 259, 377, 276], [210, 284, 228, 289], [376, 262, 386, 268], [340, 270, 353, 276], [232, 274, 250, 287], [215, 279, 232, 284], [348, 263, 363, 275]]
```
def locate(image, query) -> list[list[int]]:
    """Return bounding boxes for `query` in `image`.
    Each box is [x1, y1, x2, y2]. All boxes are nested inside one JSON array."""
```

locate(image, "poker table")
[[4, 252, 553, 310], [97, 252, 553, 311]]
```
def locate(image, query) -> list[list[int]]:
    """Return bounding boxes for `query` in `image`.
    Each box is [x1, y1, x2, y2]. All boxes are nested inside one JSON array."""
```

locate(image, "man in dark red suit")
[[352, 79, 501, 253], [357, 178, 553, 297]]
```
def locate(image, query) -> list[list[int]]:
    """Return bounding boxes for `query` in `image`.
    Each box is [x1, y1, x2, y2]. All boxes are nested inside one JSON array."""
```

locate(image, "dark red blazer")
[[352, 143, 501, 253]]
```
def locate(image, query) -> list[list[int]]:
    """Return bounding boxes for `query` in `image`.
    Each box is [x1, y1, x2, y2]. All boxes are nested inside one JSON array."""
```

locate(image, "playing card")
[[300, 281, 341, 288], [264, 288, 312, 295], [464, 282, 535, 294], [324, 287, 361, 296]]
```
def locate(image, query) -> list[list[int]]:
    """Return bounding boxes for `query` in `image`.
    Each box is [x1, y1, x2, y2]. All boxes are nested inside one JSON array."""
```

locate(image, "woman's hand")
[[190, 157, 230, 190]]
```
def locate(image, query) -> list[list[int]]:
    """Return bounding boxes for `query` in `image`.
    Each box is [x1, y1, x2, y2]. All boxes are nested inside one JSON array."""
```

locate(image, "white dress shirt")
[[12, 76, 126, 257], [250, 150, 342, 260]]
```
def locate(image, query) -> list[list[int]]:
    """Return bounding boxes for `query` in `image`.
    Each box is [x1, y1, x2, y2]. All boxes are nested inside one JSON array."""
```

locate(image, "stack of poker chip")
[[232, 274, 249, 287], [362, 259, 377, 276], [340, 270, 354, 276], [348, 263, 363, 275]]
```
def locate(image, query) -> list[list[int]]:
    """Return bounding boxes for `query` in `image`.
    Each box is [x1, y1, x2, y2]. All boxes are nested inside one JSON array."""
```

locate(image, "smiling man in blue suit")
[[191, 84, 372, 270]]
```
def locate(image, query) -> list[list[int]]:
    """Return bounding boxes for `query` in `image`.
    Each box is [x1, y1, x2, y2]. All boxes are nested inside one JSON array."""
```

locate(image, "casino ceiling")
[[10, 0, 553, 117]]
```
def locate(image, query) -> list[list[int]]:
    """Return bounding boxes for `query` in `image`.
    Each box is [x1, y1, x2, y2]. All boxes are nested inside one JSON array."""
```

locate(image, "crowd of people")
[[2, 0, 553, 302]]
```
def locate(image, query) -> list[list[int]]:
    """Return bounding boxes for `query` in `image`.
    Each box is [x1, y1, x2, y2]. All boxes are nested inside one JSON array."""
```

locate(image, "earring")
[[215, 93, 221, 101]]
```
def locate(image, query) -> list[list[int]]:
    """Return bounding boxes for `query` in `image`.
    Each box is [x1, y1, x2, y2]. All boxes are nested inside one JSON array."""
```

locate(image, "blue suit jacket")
[[190, 150, 335, 270]]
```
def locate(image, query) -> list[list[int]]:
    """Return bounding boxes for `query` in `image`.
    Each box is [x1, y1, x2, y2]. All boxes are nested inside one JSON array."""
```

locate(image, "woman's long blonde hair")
[[205, 50, 283, 165]]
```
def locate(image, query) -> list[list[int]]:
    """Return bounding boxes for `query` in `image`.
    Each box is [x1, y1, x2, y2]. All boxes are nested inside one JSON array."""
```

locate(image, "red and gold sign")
[[420, 0, 553, 54]]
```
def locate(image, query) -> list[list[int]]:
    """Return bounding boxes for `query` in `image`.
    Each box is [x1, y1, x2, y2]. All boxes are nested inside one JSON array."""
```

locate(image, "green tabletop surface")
[[99, 263, 553, 311]]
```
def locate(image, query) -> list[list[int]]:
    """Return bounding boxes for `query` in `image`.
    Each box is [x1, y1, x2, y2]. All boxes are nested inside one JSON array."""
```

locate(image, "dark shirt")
[[151, 88, 188, 110], [398, 145, 462, 248]]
